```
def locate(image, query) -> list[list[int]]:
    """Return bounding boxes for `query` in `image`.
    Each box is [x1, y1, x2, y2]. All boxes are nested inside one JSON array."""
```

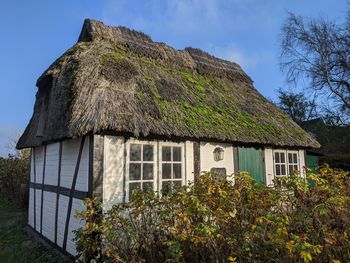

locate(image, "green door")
[[306, 155, 318, 174], [238, 147, 264, 184], [306, 154, 319, 185]]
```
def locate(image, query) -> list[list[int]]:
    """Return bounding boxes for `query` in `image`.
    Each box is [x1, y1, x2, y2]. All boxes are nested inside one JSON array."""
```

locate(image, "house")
[[16, 19, 320, 256]]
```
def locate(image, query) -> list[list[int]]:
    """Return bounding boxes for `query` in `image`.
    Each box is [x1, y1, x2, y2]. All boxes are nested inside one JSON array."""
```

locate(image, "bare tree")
[[280, 12, 350, 124], [276, 88, 318, 123]]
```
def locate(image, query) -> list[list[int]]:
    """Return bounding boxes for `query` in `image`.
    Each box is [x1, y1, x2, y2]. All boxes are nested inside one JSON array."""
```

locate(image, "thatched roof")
[[17, 19, 320, 149]]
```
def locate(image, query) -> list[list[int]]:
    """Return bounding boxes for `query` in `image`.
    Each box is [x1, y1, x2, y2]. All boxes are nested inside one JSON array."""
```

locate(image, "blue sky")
[[0, 0, 347, 156]]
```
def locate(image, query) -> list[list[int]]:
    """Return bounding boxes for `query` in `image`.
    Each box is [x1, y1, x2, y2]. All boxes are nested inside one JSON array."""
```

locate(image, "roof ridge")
[[77, 19, 252, 82]]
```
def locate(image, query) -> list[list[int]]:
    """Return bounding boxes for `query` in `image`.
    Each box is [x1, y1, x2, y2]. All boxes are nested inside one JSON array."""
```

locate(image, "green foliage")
[[0, 152, 30, 204], [74, 198, 104, 262], [75, 167, 350, 262]]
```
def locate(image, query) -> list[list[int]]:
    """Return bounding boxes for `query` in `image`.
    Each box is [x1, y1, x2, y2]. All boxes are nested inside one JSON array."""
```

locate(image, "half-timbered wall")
[[103, 136, 196, 209], [103, 137, 236, 209], [28, 137, 89, 256], [27, 134, 309, 256]]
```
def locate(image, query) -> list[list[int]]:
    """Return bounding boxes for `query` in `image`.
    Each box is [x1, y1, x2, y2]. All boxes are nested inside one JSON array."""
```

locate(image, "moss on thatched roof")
[[17, 19, 320, 149]]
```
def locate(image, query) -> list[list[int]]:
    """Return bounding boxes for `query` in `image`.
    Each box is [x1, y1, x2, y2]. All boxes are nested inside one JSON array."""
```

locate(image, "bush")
[[0, 151, 30, 206], [75, 167, 350, 263]]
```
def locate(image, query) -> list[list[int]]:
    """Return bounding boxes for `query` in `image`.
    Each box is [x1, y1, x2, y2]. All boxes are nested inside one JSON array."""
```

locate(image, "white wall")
[[56, 195, 69, 248], [44, 143, 60, 186], [66, 198, 86, 255], [60, 138, 89, 192], [298, 150, 306, 178], [28, 188, 34, 227], [185, 141, 195, 184], [42, 191, 57, 242], [199, 142, 235, 176], [28, 137, 89, 256], [34, 146, 45, 184], [264, 147, 274, 186], [103, 136, 125, 210]]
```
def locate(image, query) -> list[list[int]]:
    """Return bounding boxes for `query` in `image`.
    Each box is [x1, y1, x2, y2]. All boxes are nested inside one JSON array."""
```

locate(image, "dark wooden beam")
[[63, 136, 85, 251], [123, 137, 127, 203], [193, 141, 201, 182], [55, 141, 63, 245], [40, 145, 47, 234], [88, 135, 93, 198], [33, 148, 37, 231], [29, 183, 89, 200], [233, 146, 239, 173], [90, 135, 104, 201]]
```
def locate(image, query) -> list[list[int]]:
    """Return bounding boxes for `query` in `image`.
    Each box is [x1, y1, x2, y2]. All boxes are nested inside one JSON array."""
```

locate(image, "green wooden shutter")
[[238, 147, 264, 184], [306, 154, 319, 186], [306, 155, 318, 174]]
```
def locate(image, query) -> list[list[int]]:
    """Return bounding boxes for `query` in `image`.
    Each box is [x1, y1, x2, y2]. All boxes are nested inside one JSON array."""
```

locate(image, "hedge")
[[75, 166, 350, 263]]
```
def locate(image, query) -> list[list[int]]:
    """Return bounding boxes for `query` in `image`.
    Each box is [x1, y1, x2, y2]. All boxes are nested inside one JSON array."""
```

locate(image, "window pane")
[[289, 165, 294, 174], [293, 165, 299, 171], [173, 163, 182, 179], [293, 154, 298, 163], [162, 146, 171, 161], [130, 144, 141, 161], [162, 181, 171, 194], [143, 182, 153, 192], [173, 147, 181, 161], [281, 165, 286, 175], [129, 182, 141, 196], [129, 163, 141, 180], [143, 145, 154, 161], [288, 153, 293, 164], [162, 164, 171, 179], [143, 163, 154, 180], [173, 181, 182, 190], [275, 152, 280, 163], [280, 153, 285, 163], [276, 165, 281, 176]]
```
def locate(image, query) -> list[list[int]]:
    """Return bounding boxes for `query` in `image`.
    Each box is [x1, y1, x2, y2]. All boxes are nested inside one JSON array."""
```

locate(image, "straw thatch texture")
[[17, 19, 320, 149]]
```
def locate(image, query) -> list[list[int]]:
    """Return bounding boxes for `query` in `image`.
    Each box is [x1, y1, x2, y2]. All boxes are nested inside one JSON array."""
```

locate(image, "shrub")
[[75, 167, 350, 263], [0, 151, 30, 205]]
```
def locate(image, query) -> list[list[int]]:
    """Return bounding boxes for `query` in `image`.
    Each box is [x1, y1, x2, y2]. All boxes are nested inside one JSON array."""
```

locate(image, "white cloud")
[[211, 43, 275, 71], [100, 0, 282, 44], [165, 0, 221, 32], [221, 46, 258, 69], [100, 0, 277, 71], [101, 0, 222, 34]]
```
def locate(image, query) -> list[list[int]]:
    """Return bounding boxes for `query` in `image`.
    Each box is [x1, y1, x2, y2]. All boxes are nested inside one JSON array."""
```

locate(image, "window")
[[128, 143, 155, 197], [274, 150, 299, 177], [288, 152, 299, 175], [161, 146, 183, 194], [274, 151, 287, 176], [210, 168, 227, 179]]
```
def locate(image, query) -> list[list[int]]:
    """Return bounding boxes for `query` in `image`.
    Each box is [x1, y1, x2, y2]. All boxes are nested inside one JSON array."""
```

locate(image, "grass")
[[0, 197, 72, 263]]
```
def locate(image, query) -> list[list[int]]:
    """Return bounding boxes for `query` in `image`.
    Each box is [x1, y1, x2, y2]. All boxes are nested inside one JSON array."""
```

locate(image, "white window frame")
[[125, 139, 157, 201], [287, 150, 299, 175], [273, 150, 287, 177], [273, 150, 300, 177], [159, 141, 185, 193]]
